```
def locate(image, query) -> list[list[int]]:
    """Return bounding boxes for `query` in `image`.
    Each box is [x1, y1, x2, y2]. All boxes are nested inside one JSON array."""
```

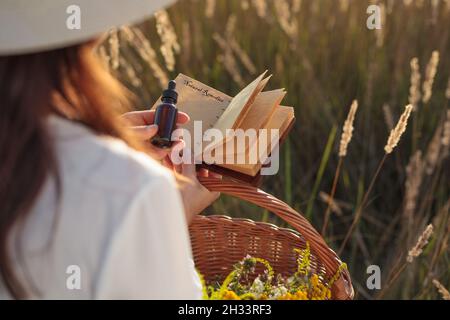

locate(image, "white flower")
[[270, 285, 288, 299], [250, 277, 265, 296]]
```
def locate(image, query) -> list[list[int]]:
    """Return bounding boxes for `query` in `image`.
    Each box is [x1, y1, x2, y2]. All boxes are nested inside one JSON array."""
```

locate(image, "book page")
[[219, 106, 295, 176], [213, 89, 286, 163], [151, 74, 232, 156], [238, 89, 286, 131], [203, 71, 268, 154], [214, 72, 267, 131]]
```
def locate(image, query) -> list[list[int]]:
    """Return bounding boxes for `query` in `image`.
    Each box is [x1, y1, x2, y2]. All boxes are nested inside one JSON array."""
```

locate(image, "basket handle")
[[199, 176, 354, 300]]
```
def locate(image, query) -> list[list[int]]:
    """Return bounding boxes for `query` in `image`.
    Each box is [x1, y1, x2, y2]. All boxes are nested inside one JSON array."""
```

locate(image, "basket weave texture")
[[189, 177, 354, 300]]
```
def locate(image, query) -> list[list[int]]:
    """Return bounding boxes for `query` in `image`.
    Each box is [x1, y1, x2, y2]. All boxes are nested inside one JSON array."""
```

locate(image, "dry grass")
[[339, 100, 358, 157], [422, 51, 440, 104], [407, 224, 434, 263], [408, 58, 421, 110], [432, 279, 450, 300], [385, 104, 413, 154]]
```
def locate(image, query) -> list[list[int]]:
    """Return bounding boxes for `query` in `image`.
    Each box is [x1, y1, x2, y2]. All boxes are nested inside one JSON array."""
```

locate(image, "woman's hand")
[[175, 162, 221, 224], [122, 110, 220, 223], [121, 110, 189, 161]]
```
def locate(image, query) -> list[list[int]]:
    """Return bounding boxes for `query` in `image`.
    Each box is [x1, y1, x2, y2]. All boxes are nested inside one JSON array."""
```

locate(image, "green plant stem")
[[261, 209, 270, 223], [338, 153, 388, 255], [321, 157, 343, 236], [284, 138, 292, 205], [305, 125, 337, 220]]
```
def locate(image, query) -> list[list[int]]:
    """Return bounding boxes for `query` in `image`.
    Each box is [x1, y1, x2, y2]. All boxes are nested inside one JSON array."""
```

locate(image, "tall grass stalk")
[[284, 138, 292, 205], [377, 224, 434, 299], [323, 100, 358, 235], [340, 104, 413, 253], [338, 154, 387, 254], [305, 125, 337, 220], [322, 157, 342, 236]]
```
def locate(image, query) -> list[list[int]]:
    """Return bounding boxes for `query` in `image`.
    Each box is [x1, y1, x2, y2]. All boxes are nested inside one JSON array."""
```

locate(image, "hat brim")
[[0, 0, 175, 55]]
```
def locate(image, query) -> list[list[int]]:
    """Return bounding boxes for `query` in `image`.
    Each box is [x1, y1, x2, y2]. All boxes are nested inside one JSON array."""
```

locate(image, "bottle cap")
[[161, 80, 178, 104]]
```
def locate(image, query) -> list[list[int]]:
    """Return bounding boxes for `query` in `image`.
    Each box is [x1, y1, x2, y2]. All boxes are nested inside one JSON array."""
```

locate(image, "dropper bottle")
[[152, 80, 179, 149]]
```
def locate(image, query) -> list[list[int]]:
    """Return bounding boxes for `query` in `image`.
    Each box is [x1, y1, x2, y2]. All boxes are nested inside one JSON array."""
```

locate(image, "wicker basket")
[[189, 177, 354, 300]]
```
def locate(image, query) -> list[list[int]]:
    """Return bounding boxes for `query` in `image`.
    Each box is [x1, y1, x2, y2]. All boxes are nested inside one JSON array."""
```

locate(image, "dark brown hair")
[[0, 42, 136, 298]]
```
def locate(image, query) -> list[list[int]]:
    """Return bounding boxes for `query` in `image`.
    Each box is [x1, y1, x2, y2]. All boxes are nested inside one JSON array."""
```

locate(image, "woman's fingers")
[[195, 167, 223, 180], [177, 165, 221, 223], [143, 139, 186, 162], [130, 124, 158, 141], [176, 111, 190, 124], [122, 110, 190, 126], [181, 161, 197, 178], [121, 110, 154, 125]]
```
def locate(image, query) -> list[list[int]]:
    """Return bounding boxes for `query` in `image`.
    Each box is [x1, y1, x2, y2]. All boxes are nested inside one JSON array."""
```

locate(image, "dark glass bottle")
[[152, 80, 179, 149]]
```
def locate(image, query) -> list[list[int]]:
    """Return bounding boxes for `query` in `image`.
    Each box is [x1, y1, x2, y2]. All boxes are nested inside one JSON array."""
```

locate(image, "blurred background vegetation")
[[100, 0, 450, 299]]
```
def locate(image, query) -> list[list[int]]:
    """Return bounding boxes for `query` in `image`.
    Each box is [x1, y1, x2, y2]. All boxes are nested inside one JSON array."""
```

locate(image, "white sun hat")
[[0, 0, 175, 56]]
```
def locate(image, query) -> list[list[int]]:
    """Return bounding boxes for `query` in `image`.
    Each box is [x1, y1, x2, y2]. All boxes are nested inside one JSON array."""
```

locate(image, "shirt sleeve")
[[94, 173, 202, 299]]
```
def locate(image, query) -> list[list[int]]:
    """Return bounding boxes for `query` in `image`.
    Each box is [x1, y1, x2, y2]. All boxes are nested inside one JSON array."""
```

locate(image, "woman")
[[0, 0, 219, 299]]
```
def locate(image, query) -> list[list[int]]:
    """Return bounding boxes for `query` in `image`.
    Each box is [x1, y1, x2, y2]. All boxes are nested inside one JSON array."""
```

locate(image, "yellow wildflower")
[[278, 293, 294, 300], [327, 263, 348, 288], [200, 244, 346, 300], [294, 243, 311, 276], [293, 291, 308, 300], [311, 274, 320, 287], [222, 290, 241, 300]]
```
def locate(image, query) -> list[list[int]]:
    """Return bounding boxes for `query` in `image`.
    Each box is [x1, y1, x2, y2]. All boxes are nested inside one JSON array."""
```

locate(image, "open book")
[[152, 72, 295, 185]]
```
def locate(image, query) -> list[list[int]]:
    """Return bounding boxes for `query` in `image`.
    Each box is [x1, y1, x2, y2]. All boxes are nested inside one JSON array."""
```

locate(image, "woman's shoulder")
[[47, 116, 174, 195]]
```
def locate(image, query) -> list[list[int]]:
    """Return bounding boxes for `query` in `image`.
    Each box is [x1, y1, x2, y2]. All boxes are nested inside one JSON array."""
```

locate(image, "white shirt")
[[0, 116, 202, 299]]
